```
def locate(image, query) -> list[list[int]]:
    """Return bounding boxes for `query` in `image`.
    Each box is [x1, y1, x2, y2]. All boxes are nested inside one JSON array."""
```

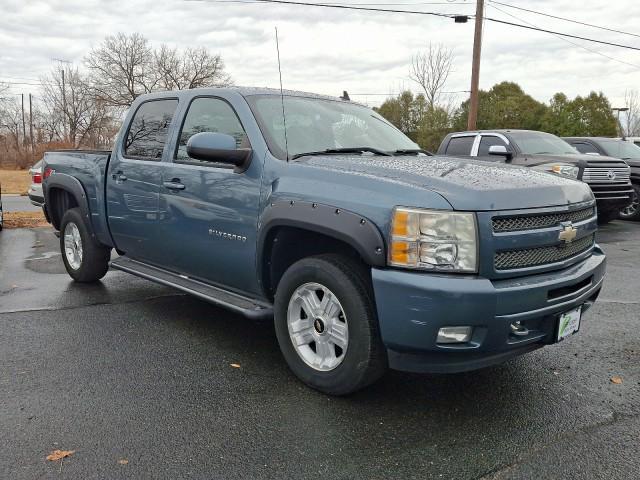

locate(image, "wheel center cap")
[[313, 318, 325, 334]]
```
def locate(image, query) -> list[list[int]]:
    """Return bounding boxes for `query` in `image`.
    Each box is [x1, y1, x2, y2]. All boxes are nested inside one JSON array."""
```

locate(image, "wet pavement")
[[1, 194, 42, 212], [0, 222, 639, 479]]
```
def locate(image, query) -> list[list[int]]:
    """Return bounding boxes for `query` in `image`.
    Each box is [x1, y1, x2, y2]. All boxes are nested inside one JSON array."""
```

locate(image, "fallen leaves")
[[3, 211, 49, 229], [46, 450, 75, 461], [230, 363, 241, 368], [118, 459, 129, 465], [610, 375, 623, 384]]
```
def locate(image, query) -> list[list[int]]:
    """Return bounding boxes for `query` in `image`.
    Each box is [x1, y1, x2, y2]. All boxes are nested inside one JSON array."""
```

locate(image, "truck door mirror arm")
[[186, 132, 252, 173], [488, 144, 514, 162]]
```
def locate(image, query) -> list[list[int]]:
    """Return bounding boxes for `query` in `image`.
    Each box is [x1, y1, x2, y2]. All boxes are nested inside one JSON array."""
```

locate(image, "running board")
[[110, 257, 273, 320]]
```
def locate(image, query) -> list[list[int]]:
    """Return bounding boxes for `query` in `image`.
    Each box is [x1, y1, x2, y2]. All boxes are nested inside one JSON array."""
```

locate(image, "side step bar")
[[110, 257, 273, 320]]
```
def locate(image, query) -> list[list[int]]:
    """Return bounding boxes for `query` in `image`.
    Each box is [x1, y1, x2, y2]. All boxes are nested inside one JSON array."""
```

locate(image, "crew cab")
[[43, 88, 606, 395], [437, 130, 633, 223], [564, 137, 640, 221]]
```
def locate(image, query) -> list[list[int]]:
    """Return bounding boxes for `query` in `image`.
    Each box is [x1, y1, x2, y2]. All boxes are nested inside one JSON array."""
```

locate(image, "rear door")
[[442, 134, 477, 157], [157, 96, 263, 294], [106, 98, 179, 262]]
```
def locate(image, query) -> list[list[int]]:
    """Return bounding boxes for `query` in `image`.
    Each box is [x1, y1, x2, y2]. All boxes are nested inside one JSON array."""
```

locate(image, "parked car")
[[28, 159, 44, 206], [437, 130, 633, 224], [564, 137, 640, 221], [42, 88, 605, 395]]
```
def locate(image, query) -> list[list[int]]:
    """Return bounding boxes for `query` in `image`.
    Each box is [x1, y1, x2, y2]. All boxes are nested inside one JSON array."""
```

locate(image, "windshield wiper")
[[392, 149, 432, 156], [291, 147, 392, 160]]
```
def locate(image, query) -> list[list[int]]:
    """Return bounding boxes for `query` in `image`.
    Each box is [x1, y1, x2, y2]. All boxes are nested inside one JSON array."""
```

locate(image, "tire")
[[597, 209, 619, 225], [60, 207, 111, 282], [274, 254, 387, 395], [619, 183, 640, 222]]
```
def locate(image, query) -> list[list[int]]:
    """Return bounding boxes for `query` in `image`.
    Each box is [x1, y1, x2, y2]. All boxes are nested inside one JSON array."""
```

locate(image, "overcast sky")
[[1, 0, 638, 108]]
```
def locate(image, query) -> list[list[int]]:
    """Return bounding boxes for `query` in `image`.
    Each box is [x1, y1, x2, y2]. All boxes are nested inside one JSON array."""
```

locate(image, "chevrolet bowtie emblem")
[[558, 223, 578, 243]]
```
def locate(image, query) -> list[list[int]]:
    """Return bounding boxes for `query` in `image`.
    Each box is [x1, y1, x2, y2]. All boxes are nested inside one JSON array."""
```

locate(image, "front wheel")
[[274, 254, 387, 395], [597, 209, 619, 225], [60, 207, 111, 282], [619, 184, 640, 221]]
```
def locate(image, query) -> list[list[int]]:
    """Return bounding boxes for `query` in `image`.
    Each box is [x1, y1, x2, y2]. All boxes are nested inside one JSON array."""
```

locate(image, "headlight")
[[532, 163, 579, 179], [389, 207, 478, 272]]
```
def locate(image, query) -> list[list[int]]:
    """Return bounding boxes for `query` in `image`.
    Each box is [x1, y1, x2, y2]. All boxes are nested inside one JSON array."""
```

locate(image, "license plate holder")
[[556, 306, 582, 342]]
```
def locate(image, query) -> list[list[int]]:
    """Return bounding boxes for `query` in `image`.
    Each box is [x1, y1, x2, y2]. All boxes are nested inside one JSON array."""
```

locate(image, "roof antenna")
[[275, 27, 289, 161]]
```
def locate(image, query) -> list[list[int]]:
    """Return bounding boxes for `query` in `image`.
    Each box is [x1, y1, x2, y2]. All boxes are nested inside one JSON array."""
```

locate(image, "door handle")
[[112, 171, 127, 182], [163, 180, 186, 191]]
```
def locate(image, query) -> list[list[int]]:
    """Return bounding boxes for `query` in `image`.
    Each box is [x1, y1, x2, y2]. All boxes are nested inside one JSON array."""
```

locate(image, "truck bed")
[[43, 149, 113, 247]]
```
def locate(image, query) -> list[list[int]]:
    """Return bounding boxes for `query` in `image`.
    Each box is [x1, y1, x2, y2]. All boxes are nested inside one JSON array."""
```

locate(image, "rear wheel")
[[60, 207, 111, 282], [274, 254, 387, 395], [619, 184, 640, 221]]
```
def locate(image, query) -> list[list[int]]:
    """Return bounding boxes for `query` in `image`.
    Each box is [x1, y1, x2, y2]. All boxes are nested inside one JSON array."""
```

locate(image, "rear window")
[[571, 142, 600, 155], [125, 99, 179, 160], [445, 136, 475, 156]]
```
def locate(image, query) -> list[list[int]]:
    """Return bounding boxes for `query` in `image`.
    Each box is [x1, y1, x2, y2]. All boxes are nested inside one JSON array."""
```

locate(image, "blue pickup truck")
[[42, 87, 606, 395]]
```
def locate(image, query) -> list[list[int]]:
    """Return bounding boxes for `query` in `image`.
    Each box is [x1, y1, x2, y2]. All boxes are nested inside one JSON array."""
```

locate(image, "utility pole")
[[21, 93, 27, 149], [467, 0, 484, 130], [29, 93, 34, 154], [61, 68, 67, 142], [612, 107, 629, 138]]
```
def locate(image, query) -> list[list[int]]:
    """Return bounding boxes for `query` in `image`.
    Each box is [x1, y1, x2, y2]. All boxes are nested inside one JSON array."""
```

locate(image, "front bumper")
[[372, 247, 606, 373]]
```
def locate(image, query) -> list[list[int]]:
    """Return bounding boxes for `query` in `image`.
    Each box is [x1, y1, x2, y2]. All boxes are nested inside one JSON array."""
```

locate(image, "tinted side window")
[[176, 97, 249, 165], [478, 136, 508, 156], [445, 136, 475, 156], [572, 142, 599, 155], [125, 99, 178, 160]]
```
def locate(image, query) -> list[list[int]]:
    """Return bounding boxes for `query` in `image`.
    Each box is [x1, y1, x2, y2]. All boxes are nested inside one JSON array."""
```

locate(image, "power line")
[[198, 0, 463, 18], [202, 0, 640, 52], [489, 0, 640, 40], [488, 3, 640, 70], [483, 16, 640, 52]]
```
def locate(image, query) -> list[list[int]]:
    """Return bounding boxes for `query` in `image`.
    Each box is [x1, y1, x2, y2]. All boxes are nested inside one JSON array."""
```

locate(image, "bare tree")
[[409, 43, 454, 109], [85, 33, 158, 108], [622, 89, 640, 137], [85, 33, 232, 108], [155, 45, 232, 90], [40, 64, 117, 148]]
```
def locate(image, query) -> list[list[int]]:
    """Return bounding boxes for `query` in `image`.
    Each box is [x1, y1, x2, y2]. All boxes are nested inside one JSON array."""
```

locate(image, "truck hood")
[[294, 154, 593, 211]]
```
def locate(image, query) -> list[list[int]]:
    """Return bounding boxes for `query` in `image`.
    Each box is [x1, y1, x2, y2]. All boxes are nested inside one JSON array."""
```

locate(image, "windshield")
[[599, 139, 640, 160], [509, 131, 579, 155], [246, 95, 418, 160]]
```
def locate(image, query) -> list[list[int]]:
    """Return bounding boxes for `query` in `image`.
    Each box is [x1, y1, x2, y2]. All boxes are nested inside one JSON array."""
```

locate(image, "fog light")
[[437, 326, 473, 344]]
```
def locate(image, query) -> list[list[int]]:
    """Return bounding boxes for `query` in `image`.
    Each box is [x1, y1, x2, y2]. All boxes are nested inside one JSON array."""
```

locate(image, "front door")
[[106, 98, 179, 263], [157, 96, 263, 295]]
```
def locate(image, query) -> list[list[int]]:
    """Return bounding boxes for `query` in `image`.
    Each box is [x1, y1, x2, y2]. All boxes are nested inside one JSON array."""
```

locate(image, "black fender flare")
[[44, 173, 91, 230], [257, 199, 387, 270]]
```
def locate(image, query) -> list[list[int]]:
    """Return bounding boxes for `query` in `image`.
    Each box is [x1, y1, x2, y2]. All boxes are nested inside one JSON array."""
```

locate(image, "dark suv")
[[564, 137, 640, 221], [437, 130, 633, 223]]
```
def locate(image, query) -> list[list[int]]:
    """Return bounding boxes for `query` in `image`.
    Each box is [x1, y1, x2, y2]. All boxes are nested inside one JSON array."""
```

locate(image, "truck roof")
[[135, 86, 357, 104], [448, 129, 547, 135]]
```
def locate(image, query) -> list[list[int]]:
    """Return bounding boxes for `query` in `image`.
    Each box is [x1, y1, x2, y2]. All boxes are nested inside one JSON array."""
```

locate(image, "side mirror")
[[186, 132, 252, 172], [488, 144, 513, 161]]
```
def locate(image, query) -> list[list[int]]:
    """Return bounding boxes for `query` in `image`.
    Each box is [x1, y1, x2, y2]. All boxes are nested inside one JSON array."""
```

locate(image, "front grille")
[[495, 234, 595, 270], [492, 206, 595, 233], [582, 167, 630, 183], [589, 183, 634, 200]]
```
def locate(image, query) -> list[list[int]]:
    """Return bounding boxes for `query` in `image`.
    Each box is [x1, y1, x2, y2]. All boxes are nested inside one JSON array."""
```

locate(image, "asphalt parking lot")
[[1, 222, 639, 480], [1, 194, 42, 212]]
